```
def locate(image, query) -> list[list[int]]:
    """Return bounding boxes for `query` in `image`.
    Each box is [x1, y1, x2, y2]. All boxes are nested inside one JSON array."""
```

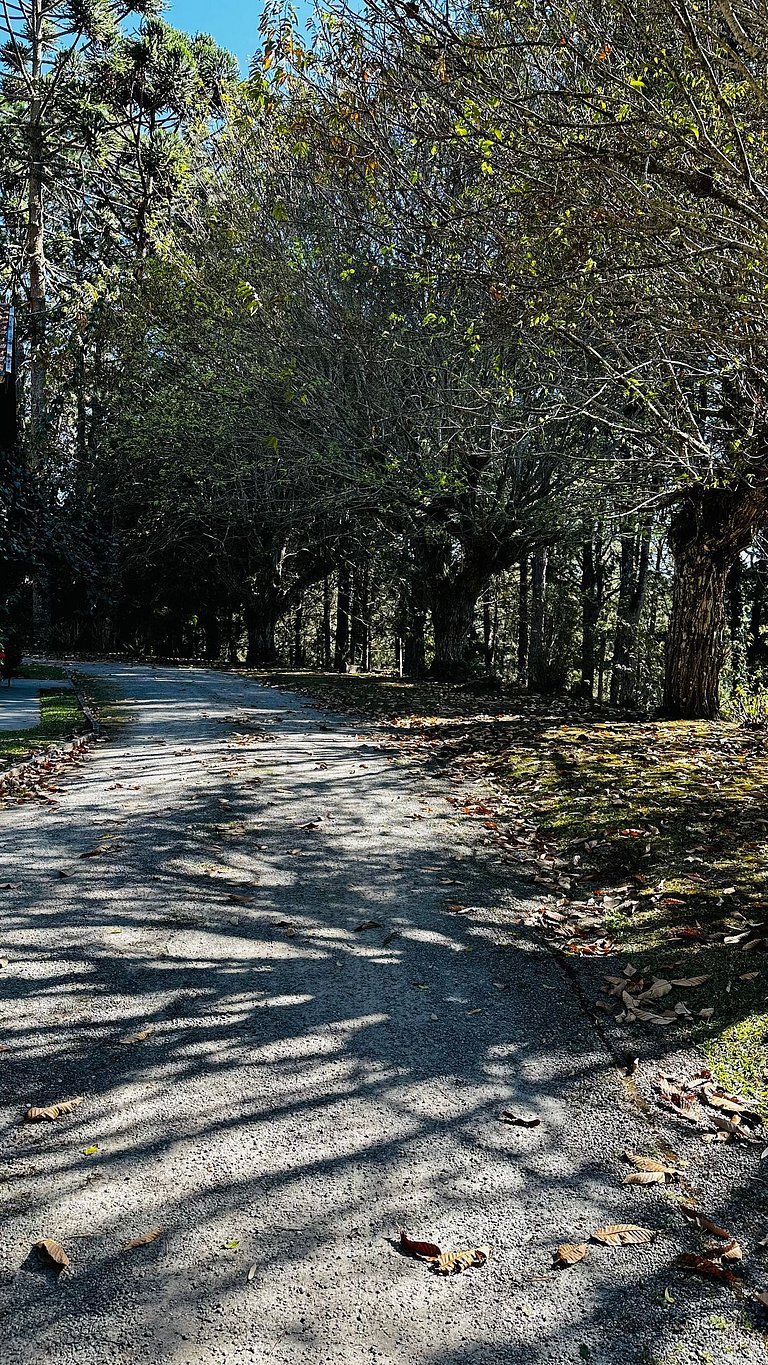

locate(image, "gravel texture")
[[0, 663, 765, 1365]]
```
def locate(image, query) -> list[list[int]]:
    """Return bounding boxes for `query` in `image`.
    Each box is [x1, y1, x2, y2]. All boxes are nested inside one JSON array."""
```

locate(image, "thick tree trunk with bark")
[[664, 484, 768, 718], [245, 598, 279, 665], [428, 578, 481, 679]]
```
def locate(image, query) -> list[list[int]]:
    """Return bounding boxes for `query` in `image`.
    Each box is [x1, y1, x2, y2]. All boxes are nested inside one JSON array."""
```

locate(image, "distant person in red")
[[0, 632, 22, 686]]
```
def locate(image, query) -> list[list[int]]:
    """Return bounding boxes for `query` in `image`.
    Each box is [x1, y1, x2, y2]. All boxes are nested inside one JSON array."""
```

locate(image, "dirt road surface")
[[0, 665, 762, 1364]]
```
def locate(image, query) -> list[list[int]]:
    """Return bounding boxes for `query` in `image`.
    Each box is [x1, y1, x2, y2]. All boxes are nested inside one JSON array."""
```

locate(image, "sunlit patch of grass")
[[0, 687, 85, 767], [706, 1012, 768, 1110]]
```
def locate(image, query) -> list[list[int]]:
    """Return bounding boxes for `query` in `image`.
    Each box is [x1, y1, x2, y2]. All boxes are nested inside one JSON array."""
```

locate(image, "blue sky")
[[163, 0, 295, 69]]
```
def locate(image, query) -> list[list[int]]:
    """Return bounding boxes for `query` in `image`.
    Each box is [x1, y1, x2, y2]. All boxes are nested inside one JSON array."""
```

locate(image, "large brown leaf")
[[34, 1238, 69, 1270], [679, 1207, 732, 1240], [24, 1097, 82, 1122], [554, 1243, 589, 1266], [676, 1253, 741, 1288], [400, 1230, 441, 1261], [591, 1224, 657, 1247], [123, 1227, 164, 1251], [623, 1152, 681, 1182], [120, 1025, 155, 1045], [435, 1246, 489, 1274]]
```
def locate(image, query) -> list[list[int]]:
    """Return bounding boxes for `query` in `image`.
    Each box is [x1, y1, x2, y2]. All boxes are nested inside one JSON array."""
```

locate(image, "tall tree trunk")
[[664, 484, 768, 719], [428, 578, 480, 679], [610, 524, 651, 708], [528, 547, 549, 691], [482, 591, 494, 673], [580, 530, 603, 698], [245, 599, 279, 665], [334, 563, 351, 671], [517, 555, 529, 683], [27, 106, 46, 435], [350, 562, 369, 668], [403, 621, 426, 677], [201, 611, 221, 662], [293, 597, 304, 667], [322, 576, 332, 668]]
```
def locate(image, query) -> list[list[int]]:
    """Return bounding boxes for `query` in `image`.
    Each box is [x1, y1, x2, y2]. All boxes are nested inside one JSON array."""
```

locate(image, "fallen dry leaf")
[[400, 1230, 442, 1261], [655, 1077, 698, 1122], [354, 920, 383, 932], [24, 1097, 82, 1122], [435, 1246, 489, 1274], [642, 979, 673, 1001], [120, 1025, 155, 1045], [712, 1113, 754, 1139], [669, 976, 710, 988], [675, 1253, 742, 1288], [591, 1224, 657, 1247], [554, 1243, 589, 1266], [679, 1208, 732, 1240], [34, 1238, 69, 1270], [500, 1110, 541, 1128], [719, 1240, 743, 1262], [623, 1152, 681, 1181], [123, 1227, 164, 1251], [623, 1170, 666, 1185]]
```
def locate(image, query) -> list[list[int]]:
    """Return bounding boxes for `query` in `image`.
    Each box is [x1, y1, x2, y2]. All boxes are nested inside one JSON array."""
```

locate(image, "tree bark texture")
[[527, 547, 549, 691], [610, 523, 651, 709], [664, 484, 768, 718]]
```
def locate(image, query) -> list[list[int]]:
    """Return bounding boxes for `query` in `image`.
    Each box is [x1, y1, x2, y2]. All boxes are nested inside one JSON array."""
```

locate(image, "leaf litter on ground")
[[24, 1096, 82, 1122], [399, 1230, 489, 1274]]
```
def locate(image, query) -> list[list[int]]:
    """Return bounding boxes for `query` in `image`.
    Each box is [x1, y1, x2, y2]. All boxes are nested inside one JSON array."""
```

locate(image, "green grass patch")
[[18, 663, 69, 681], [0, 687, 85, 767], [73, 671, 125, 730], [257, 670, 768, 1106]]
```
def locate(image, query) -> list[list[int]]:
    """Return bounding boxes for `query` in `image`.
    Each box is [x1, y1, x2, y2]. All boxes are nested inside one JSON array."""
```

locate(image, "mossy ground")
[[256, 670, 768, 1107]]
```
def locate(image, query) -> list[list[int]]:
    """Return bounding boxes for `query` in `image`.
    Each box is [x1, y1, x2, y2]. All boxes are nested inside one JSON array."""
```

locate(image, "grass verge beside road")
[[0, 669, 122, 768], [0, 687, 85, 766], [258, 670, 768, 1109]]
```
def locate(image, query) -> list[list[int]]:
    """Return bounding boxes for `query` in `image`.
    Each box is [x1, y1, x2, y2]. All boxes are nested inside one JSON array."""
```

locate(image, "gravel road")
[[0, 665, 763, 1365]]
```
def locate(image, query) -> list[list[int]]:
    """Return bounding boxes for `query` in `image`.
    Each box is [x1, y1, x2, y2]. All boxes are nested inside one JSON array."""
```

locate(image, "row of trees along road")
[[3, 0, 768, 717]]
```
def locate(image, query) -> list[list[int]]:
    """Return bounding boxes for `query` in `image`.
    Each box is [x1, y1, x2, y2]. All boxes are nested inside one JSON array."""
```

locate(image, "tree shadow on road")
[[0, 669, 764, 1364]]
